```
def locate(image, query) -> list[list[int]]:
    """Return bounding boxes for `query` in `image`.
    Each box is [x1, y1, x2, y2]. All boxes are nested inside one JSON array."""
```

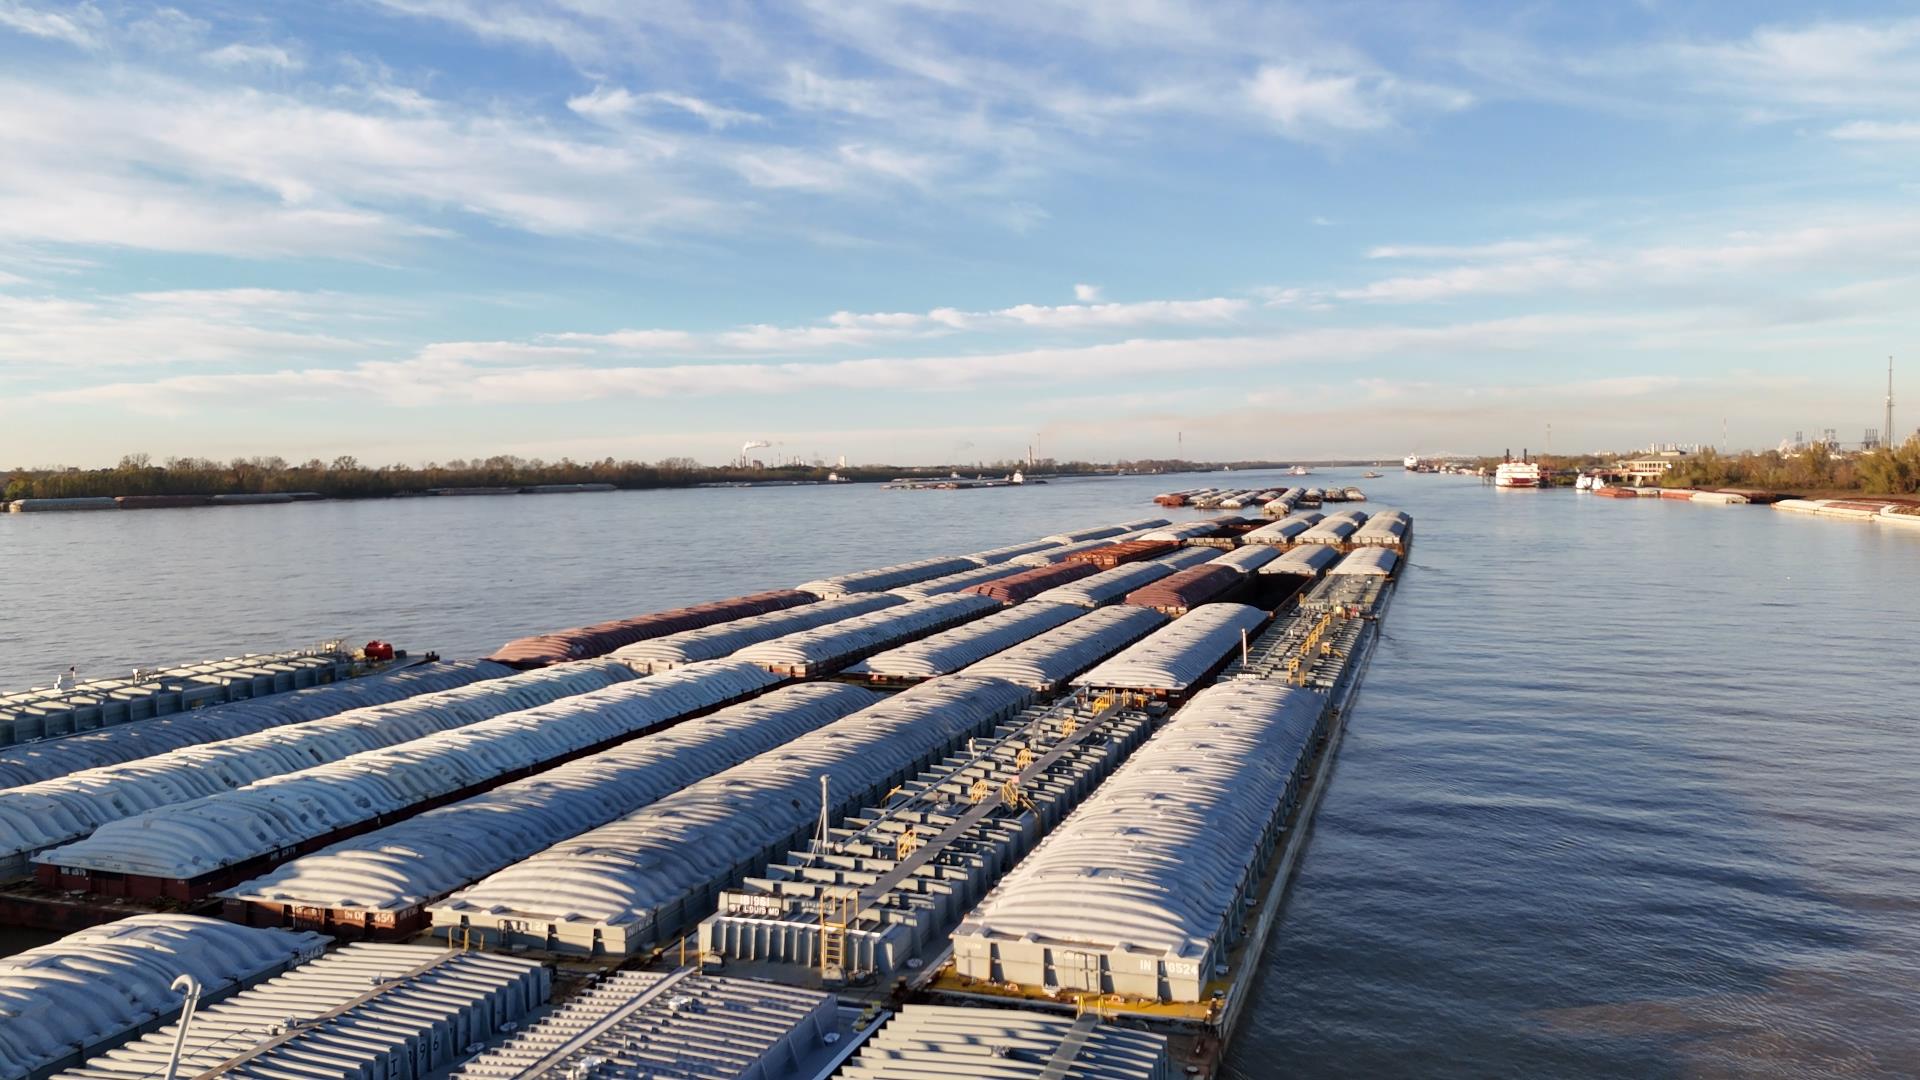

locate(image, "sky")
[[0, 1, 1916, 467]]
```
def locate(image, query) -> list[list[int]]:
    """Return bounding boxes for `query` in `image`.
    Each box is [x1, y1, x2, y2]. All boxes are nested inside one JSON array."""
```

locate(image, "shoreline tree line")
[[0, 454, 1318, 502], [1655, 439, 1920, 494]]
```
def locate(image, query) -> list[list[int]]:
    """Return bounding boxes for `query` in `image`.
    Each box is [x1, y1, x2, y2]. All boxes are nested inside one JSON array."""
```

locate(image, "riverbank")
[[0, 460, 1349, 510], [6, 484, 621, 513]]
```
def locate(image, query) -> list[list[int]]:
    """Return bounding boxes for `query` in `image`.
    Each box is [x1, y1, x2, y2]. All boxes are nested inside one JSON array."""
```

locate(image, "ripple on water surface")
[[1231, 480, 1920, 1079]]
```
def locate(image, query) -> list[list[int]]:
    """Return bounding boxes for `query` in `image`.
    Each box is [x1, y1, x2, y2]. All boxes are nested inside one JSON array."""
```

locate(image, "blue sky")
[[0, 1, 1916, 466]]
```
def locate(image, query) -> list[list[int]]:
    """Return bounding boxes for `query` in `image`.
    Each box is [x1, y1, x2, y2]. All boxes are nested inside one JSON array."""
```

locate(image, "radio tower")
[[1887, 356, 1896, 450]]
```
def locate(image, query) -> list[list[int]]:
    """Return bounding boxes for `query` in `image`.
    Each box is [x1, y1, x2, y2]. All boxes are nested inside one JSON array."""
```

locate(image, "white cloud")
[[0, 72, 722, 256], [1254, 286, 1317, 309], [1247, 66, 1393, 134], [35, 311, 1692, 412], [550, 316, 916, 356], [725, 142, 953, 194], [377, 0, 1477, 179], [1679, 18, 1920, 109], [0, 1, 99, 48], [1367, 238, 1585, 260], [827, 310, 926, 330], [640, 91, 762, 130], [547, 329, 696, 351], [1290, 212, 1920, 306], [836, 143, 945, 188], [0, 289, 369, 369], [1634, 218, 1920, 274], [1829, 119, 1920, 141], [1073, 283, 1101, 301], [0, 2, 1502, 270], [564, 85, 637, 120], [774, 65, 893, 120], [1454, 15, 1920, 131], [413, 340, 591, 365], [125, 7, 208, 52], [994, 298, 1248, 328], [1245, 65, 1470, 139], [1634, 16, 1920, 122], [370, 0, 603, 62], [541, 293, 1249, 356], [0, 181, 439, 259], [713, 323, 908, 352], [1335, 257, 1603, 303], [129, 284, 347, 309], [204, 42, 302, 70], [730, 148, 849, 192]]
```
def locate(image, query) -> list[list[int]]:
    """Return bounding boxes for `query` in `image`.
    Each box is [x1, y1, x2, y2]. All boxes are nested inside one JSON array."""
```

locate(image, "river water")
[[2, 470, 1916, 1076]]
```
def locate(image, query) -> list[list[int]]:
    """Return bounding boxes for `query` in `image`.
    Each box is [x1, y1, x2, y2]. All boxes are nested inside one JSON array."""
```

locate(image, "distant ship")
[[1494, 448, 1542, 489], [1362, 470, 1383, 478], [1289, 465, 1312, 476], [1402, 454, 1420, 471]]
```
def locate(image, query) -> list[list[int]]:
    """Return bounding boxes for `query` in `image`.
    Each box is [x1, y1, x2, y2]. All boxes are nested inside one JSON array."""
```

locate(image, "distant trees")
[[0, 452, 1161, 502], [1856, 444, 1917, 494], [1660, 436, 1920, 494], [0, 450, 1379, 503]]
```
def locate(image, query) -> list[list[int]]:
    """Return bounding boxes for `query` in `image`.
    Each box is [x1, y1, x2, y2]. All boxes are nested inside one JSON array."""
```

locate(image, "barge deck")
[[917, 559, 1396, 1077], [3, 512, 1411, 1078]]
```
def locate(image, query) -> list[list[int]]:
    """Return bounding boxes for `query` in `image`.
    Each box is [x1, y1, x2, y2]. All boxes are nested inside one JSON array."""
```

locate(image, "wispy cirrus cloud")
[[1367, 237, 1586, 261], [8, 3, 1920, 466], [0, 288, 377, 369], [377, 0, 1473, 153], [1670, 17, 1920, 113], [548, 294, 1250, 356], [567, 86, 762, 129], [0, 280, 1253, 390], [1245, 65, 1471, 139], [204, 42, 302, 70], [1829, 119, 1920, 141], [1272, 212, 1920, 307], [0, 1, 101, 49], [0, 71, 724, 256], [1443, 12, 1920, 135], [46, 312, 1669, 412], [0, 1, 1486, 274]]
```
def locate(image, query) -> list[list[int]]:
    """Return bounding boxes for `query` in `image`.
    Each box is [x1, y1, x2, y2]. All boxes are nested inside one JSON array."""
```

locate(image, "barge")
[[33, 662, 781, 904], [3, 509, 1410, 1077], [923, 545, 1402, 1077], [0, 645, 394, 747], [220, 684, 881, 941]]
